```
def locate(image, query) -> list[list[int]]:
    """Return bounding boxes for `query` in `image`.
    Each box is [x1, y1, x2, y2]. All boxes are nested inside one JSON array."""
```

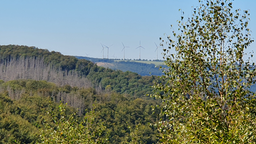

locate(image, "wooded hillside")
[[0, 79, 159, 143], [0, 45, 159, 98], [0, 45, 161, 143]]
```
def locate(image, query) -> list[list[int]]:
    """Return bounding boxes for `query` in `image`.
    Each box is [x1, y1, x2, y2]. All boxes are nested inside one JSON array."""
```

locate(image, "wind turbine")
[[136, 41, 144, 60], [104, 44, 113, 59], [121, 42, 129, 60], [155, 42, 159, 60], [101, 44, 105, 59]]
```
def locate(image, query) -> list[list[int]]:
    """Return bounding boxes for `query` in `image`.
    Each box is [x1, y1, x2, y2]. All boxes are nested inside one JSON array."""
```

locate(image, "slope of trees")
[[0, 57, 92, 88], [0, 45, 160, 142], [0, 79, 159, 143], [0, 92, 75, 143], [0, 45, 158, 98]]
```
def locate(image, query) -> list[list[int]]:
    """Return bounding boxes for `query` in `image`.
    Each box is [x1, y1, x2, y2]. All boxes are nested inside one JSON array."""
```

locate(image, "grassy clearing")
[[114, 60, 165, 66], [133, 61, 165, 66]]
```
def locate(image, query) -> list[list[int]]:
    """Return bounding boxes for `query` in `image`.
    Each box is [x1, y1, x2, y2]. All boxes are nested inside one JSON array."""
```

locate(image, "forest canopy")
[[0, 45, 158, 98], [0, 79, 159, 143]]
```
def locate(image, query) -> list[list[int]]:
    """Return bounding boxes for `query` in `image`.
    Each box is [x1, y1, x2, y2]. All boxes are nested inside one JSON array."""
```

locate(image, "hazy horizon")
[[1, 0, 255, 61]]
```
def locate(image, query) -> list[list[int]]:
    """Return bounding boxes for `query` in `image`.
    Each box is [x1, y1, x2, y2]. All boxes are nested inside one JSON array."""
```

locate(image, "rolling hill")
[[76, 56, 166, 76], [0, 45, 160, 143], [0, 45, 160, 98]]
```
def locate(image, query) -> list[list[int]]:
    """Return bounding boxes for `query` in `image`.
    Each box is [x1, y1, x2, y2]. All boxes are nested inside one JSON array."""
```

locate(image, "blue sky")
[[1, 0, 256, 61]]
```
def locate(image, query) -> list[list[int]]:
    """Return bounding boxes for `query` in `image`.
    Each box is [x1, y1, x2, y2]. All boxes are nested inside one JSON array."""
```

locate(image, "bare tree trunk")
[[0, 57, 92, 88]]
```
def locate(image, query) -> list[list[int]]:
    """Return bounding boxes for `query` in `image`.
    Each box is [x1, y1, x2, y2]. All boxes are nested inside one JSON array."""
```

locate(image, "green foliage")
[[3, 79, 56, 91], [0, 93, 74, 143], [0, 113, 38, 143], [154, 0, 256, 143], [94, 96, 159, 143], [87, 68, 156, 98], [0, 45, 157, 98], [0, 79, 159, 143], [40, 103, 107, 143], [0, 45, 79, 71], [0, 94, 38, 143]]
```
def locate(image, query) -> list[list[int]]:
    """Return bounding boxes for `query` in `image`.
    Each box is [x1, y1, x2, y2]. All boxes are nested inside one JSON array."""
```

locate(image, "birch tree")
[[154, 0, 256, 143]]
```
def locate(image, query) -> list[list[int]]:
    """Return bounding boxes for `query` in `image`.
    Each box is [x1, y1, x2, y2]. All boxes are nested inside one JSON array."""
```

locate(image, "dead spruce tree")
[[153, 0, 256, 143], [0, 57, 91, 88]]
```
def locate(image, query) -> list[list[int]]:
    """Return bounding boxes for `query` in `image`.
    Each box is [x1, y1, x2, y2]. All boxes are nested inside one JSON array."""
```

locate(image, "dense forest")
[[0, 45, 159, 98], [0, 79, 159, 143], [0, 45, 161, 143]]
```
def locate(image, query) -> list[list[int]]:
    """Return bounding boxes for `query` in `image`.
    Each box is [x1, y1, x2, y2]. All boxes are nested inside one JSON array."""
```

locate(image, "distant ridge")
[[76, 56, 166, 76]]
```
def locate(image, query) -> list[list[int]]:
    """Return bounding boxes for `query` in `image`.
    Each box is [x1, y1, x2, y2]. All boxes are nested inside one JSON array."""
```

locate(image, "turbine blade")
[[155, 42, 158, 47]]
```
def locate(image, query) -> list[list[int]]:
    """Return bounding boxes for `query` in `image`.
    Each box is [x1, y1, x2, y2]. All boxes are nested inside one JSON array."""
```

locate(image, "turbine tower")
[[155, 42, 159, 60], [121, 42, 129, 60], [136, 41, 144, 60], [105, 46, 109, 59], [101, 44, 105, 59], [104, 44, 113, 59]]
